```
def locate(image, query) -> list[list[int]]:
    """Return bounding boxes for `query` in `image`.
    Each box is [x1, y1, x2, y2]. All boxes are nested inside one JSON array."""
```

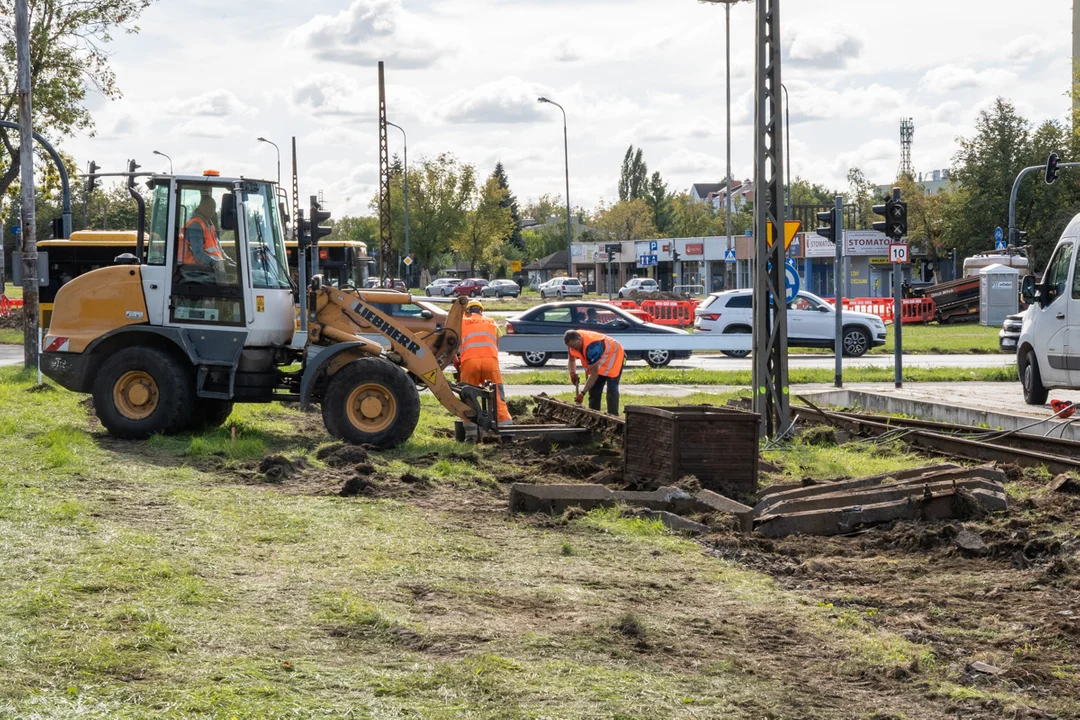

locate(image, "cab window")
[[1046, 242, 1073, 301], [147, 182, 170, 265], [170, 183, 244, 326]]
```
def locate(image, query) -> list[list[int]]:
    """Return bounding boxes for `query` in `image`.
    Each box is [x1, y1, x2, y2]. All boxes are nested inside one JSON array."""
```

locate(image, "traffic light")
[[309, 196, 331, 244], [51, 217, 64, 239], [672, 248, 680, 263], [1046, 152, 1060, 185], [816, 208, 837, 241], [295, 209, 309, 249], [889, 200, 907, 239], [86, 160, 98, 194], [872, 197, 891, 236], [126, 159, 141, 189]]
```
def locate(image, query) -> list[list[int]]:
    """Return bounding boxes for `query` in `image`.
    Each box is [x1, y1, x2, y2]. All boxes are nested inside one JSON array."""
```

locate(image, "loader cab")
[[142, 172, 294, 346]]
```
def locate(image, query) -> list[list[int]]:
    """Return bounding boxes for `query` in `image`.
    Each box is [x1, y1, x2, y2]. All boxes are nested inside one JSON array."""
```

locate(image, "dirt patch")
[[0, 313, 22, 330], [339, 476, 379, 497], [316, 442, 370, 467], [25, 383, 56, 394], [628, 290, 688, 302], [258, 455, 307, 483]]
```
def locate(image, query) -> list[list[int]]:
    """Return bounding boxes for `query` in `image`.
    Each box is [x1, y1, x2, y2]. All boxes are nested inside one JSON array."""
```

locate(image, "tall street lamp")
[[257, 136, 281, 189], [699, 0, 749, 289], [538, 96, 572, 277], [152, 150, 173, 174], [386, 120, 411, 287]]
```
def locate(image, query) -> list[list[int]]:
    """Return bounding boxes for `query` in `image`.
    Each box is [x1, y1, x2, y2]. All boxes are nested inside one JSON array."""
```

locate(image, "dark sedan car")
[[504, 301, 691, 368]]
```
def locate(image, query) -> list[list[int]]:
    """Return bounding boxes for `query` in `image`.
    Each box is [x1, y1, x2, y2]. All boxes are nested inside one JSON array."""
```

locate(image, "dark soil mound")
[[317, 443, 370, 467], [259, 455, 307, 482]]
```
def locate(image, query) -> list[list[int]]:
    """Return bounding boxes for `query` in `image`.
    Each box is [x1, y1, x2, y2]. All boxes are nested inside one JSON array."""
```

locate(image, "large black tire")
[[721, 326, 751, 358], [92, 346, 195, 439], [645, 349, 671, 368], [1020, 348, 1048, 405], [321, 357, 420, 448], [188, 399, 234, 432], [522, 351, 549, 368], [842, 326, 870, 358]]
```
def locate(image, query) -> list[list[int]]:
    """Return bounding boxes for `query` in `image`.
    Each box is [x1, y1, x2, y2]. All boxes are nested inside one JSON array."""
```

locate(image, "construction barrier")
[[820, 296, 937, 325], [900, 297, 936, 324], [639, 299, 696, 327], [0, 295, 23, 317], [605, 299, 642, 311]]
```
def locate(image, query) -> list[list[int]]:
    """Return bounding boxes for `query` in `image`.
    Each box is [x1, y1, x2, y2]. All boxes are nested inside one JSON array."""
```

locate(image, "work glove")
[[569, 372, 579, 385], [575, 393, 584, 406]]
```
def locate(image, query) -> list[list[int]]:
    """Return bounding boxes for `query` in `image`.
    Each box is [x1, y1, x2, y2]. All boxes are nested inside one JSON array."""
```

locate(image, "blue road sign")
[[784, 259, 800, 303], [996, 239, 1007, 251], [648, 241, 657, 253], [11, 225, 20, 235], [995, 226, 1003, 242], [724, 249, 736, 264]]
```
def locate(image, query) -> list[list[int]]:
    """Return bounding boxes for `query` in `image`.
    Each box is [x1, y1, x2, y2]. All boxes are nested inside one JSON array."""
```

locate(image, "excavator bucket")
[[454, 381, 499, 432]]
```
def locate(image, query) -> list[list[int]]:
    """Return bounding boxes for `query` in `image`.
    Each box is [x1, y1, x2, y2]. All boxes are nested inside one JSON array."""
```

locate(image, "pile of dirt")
[[258, 455, 307, 483], [0, 313, 21, 330], [316, 442, 369, 468], [628, 290, 689, 302]]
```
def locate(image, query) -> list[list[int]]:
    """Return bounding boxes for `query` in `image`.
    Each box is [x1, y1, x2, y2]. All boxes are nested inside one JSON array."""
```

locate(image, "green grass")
[[2, 285, 21, 299], [0, 329, 21, 345], [0, 367, 1071, 718], [870, 323, 1000, 355], [508, 365, 1017, 386]]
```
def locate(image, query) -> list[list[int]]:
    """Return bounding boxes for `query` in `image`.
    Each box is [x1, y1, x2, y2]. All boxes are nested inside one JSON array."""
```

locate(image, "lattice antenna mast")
[[899, 118, 914, 180], [751, 0, 790, 438], [378, 61, 392, 283]]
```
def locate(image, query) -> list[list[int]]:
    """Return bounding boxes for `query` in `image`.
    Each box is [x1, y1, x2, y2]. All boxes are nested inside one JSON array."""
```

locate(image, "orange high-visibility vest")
[[569, 329, 624, 378], [179, 216, 226, 265], [458, 315, 500, 363]]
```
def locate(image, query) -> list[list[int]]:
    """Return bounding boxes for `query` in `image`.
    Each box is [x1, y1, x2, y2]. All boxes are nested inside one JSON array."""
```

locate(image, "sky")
[[61, 0, 1076, 218]]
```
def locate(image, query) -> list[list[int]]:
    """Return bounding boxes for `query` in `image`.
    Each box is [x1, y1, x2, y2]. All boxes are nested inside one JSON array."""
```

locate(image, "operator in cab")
[[178, 193, 229, 280], [454, 300, 512, 435], [563, 329, 625, 415]]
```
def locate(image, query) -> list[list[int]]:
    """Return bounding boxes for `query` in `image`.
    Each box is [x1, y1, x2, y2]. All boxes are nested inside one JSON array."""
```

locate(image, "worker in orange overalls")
[[455, 299, 512, 430], [564, 329, 625, 415], [178, 194, 228, 269]]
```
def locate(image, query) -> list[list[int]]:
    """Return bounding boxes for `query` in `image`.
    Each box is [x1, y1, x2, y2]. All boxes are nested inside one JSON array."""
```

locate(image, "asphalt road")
[[0, 346, 21, 367], [497, 351, 1014, 373]]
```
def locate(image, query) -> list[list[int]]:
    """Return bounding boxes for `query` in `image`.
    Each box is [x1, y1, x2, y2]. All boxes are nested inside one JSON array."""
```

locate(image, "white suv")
[[540, 277, 585, 299], [619, 277, 658, 298], [694, 289, 887, 358]]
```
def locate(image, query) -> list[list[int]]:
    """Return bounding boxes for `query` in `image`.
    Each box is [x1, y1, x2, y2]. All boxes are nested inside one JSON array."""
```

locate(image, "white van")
[[1017, 215, 1080, 404]]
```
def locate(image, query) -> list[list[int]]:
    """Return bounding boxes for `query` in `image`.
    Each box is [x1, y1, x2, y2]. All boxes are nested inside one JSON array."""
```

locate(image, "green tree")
[[399, 154, 474, 285], [647, 171, 673, 235], [618, 145, 648, 201], [491, 162, 522, 251], [453, 176, 515, 274], [790, 177, 837, 207], [0, 0, 155, 198], [896, 176, 952, 280], [522, 223, 566, 263], [327, 216, 378, 246], [521, 193, 562, 225], [845, 168, 876, 229], [669, 192, 721, 238], [595, 198, 657, 243]]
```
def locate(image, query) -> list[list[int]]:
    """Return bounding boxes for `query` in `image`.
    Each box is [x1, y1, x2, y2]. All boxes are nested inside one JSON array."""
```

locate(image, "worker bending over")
[[564, 329, 625, 415], [455, 300, 512, 432]]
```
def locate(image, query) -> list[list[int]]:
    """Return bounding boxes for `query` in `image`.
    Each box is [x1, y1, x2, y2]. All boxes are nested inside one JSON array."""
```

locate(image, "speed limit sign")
[[889, 243, 910, 264]]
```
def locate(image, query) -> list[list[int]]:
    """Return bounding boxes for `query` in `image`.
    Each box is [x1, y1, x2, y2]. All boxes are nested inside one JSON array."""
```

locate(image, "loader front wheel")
[[93, 347, 194, 439], [322, 358, 420, 448]]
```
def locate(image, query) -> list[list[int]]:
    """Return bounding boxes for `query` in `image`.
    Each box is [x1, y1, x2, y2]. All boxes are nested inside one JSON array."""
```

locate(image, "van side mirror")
[[1021, 275, 1037, 304], [220, 193, 236, 231]]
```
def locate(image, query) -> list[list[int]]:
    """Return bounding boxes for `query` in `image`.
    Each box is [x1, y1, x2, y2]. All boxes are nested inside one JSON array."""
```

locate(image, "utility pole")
[[16, 0, 39, 370], [387, 121, 410, 286], [377, 62, 392, 284]]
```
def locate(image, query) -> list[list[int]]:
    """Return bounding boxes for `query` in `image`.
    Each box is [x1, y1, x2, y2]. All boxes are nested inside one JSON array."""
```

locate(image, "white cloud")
[[289, 73, 373, 118], [167, 89, 252, 117], [172, 118, 244, 139], [289, 0, 448, 69], [920, 65, 1017, 95], [786, 26, 864, 69], [438, 77, 553, 125], [656, 148, 724, 176]]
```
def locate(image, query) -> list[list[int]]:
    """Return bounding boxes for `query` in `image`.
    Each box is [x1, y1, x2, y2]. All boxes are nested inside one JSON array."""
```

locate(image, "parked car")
[[505, 301, 691, 368], [481, 279, 521, 298], [694, 289, 887, 358], [365, 277, 406, 291], [425, 278, 461, 297], [618, 277, 658, 298], [539, 277, 584, 299], [355, 292, 447, 335], [999, 312, 1023, 354], [453, 278, 489, 297]]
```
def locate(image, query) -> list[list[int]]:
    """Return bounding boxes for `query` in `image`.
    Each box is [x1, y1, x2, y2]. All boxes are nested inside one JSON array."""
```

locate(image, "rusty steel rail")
[[532, 395, 626, 436], [797, 402, 1080, 475]]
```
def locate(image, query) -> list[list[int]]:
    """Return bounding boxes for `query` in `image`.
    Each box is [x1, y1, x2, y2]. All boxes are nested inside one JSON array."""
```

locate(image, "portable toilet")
[[979, 263, 1020, 326]]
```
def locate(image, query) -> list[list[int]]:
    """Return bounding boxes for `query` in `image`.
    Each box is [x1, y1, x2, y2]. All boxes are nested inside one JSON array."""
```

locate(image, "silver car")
[[425, 278, 460, 297], [481, 279, 521, 298], [619, 277, 658, 298]]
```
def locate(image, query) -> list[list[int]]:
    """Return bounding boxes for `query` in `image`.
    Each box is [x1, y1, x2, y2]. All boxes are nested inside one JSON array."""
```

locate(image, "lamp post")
[[152, 150, 173, 174], [699, 0, 749, 290], [386, 120, 411, 287], [538, 97, 572, 277], [256, 136, 281, 190]]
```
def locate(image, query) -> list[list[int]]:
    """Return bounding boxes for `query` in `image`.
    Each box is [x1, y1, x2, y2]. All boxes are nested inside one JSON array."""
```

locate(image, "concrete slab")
[[612, 486, 694, 511], [508, 484, 614, 514], [641, 510, 709, 535]]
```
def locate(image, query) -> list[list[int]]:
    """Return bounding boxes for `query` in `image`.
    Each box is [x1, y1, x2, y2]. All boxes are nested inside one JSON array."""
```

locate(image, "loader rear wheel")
[[93, 347, 194, 439], [187, 399, 234, 432], [322, 357, 420, 448]]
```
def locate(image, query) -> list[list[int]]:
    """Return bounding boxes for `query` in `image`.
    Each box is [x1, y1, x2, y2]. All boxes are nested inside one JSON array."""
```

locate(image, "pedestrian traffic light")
[[672, 248, 681, 263], [872, 197, 891, 236], [86, 160, 98, 194], [309, 196, 332, 244], [888, 200, 907, 239], [296, 209, 309, 249], [1046, 152, 1060, 185], [816, 208, 836, 241]]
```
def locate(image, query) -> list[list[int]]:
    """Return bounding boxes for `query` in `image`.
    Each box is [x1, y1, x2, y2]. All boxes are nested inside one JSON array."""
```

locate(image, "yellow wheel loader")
[[40, 169, 496, 447]]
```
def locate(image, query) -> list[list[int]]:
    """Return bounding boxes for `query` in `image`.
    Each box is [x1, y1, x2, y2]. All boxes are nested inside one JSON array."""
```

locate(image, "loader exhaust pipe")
[[127, 159, 146, 262]]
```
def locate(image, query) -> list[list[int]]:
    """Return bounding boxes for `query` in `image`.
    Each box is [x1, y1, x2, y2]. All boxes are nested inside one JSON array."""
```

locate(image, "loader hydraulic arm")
[[308, 281, 496, 429]]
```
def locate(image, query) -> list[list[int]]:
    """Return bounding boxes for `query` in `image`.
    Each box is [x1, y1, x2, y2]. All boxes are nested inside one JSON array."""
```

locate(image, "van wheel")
[[322, 357, 420, 448], [1020, 349, 1049, 405], [93, 347, 194, 439]]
